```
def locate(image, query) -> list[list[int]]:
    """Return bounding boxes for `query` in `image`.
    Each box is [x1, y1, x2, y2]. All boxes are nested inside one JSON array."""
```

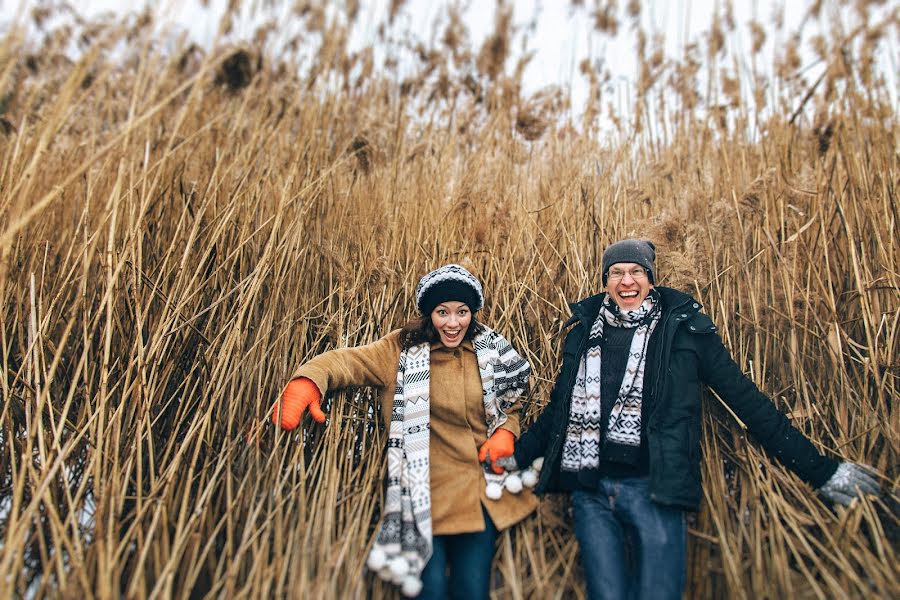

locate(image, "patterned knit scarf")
[[368, 327, 530, 594], [561, 289, 661, 472]]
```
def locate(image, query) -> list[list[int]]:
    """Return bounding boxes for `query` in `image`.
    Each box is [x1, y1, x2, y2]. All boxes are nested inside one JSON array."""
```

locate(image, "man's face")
[[605, 262, 653, 311]]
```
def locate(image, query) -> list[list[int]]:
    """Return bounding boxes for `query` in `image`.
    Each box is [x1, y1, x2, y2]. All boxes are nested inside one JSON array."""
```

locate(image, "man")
[[495, 239, 879, 600]]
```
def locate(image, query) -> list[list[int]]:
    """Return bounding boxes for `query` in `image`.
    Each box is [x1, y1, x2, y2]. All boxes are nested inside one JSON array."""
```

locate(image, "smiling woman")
[[430, 301, 472, 347], [402, 263, 484, 349], [272, 263, 536, 598]]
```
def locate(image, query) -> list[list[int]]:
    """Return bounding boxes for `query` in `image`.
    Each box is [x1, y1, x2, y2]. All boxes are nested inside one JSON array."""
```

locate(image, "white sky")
[[2, 0, 897, 118]]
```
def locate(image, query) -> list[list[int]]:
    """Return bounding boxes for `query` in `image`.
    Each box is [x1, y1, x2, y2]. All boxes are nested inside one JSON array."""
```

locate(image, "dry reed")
[[0, 1, 897, 598]]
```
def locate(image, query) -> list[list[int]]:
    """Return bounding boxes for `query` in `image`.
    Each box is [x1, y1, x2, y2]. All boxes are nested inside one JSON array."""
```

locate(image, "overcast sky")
[[4, 0, 897, 116]]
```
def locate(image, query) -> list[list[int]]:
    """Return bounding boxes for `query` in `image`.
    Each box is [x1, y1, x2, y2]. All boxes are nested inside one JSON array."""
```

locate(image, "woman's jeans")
[[418, 508, 498, 600], [572, 477, 686, 600]]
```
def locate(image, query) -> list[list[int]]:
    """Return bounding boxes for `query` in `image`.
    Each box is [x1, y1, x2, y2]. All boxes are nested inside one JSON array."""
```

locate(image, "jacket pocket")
[[654, 419, 694, 486]]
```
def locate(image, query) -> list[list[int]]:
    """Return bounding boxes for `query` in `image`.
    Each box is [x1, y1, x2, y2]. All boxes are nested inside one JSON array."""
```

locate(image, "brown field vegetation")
[[0, 1, 897, 598]]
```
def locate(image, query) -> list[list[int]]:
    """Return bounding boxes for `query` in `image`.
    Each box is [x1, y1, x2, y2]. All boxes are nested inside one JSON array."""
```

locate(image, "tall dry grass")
[[0, 1, 897, 598]]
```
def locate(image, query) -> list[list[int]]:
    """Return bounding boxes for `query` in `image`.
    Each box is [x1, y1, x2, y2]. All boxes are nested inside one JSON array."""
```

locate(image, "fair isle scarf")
[[561, 289, 661, 472], [368, 327, 530, 593]]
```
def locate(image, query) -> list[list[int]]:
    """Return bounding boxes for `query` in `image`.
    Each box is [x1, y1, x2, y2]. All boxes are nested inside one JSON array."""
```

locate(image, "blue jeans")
[[418, 508, 498, 600], [572, 477, 686, 600]]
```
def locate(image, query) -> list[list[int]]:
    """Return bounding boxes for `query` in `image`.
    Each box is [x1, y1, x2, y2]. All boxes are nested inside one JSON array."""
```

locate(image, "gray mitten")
[[493, 456, 519, 471], [818, 462, 880, 506]]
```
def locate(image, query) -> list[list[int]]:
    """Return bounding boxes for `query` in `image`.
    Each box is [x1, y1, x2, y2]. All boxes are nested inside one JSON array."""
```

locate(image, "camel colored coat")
[[293, 329, 538, 535]]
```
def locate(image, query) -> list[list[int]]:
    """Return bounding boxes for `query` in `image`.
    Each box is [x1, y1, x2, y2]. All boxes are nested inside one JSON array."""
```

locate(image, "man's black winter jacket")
[[514, 287, 838, 511]]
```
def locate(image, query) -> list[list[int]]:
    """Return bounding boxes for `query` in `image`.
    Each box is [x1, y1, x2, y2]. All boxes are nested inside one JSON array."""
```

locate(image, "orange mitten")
[[478, 429, 516, 474], [272, 377, 325, 430]]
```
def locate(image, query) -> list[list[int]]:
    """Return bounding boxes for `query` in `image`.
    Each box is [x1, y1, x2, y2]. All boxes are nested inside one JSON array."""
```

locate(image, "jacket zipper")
[[647, 296, 692, 425], [646, 296, 693, 503]]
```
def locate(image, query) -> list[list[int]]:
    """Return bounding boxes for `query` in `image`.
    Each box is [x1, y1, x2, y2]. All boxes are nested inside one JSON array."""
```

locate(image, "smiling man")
[[495, 238, 880, 600]]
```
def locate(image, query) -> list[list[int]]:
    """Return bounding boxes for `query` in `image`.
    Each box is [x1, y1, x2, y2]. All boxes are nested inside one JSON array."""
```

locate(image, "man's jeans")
[[572, 477, 686, 600], [418, 507, 498, 599]]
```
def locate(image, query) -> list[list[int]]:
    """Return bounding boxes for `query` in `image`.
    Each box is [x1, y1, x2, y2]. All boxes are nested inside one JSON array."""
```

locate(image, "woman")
[[273, 264, 538, 599]]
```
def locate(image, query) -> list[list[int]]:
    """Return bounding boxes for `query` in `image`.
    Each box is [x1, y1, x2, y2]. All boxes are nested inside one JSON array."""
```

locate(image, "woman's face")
[[430, 301, 472, 348]]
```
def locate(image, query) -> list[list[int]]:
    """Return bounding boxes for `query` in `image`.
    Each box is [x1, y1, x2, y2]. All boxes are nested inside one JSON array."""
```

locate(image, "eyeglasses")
[[607, 267, 648, 282]]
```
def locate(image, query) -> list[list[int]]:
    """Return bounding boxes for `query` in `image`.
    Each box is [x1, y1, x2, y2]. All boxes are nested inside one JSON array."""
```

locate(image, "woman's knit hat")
[[415, 264, 484, 315], [602, 239, 657, 285]]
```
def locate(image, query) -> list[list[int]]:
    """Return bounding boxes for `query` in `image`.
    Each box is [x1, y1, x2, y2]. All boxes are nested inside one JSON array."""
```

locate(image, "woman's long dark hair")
[[399, 313, 486, 349]]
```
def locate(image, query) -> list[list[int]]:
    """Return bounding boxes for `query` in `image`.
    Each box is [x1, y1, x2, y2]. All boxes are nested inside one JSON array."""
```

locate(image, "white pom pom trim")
[[367, 547, 387, 571], [378, 566, 393, 582], [389, 557, 410, 579], [401, 575, 423, 597], [521, 469, 538, 488], [486, 481, 503, 500], [504, 474, 523, 494], [532, 457, 544, 472]]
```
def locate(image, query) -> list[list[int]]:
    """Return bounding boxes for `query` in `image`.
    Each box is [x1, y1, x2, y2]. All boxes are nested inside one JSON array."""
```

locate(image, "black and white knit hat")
[[415, 264, 484, 315]]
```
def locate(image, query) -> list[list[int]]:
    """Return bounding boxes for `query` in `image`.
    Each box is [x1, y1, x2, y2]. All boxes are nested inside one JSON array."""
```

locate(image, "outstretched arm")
[[697, 330, 838, 487], [273, 330, 401, 430], [697, 331, 881, 504]]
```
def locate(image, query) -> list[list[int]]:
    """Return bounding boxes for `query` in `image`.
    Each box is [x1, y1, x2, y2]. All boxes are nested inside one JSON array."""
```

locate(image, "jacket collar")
[[567, 286, 700, 329], [431, 338, 475, 353], [567, 292, 605, 328]]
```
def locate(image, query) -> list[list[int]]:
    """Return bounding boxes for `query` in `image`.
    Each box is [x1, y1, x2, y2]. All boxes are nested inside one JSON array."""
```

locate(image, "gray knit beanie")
[[602, 239, 656, 285], [415, 264, 484, 315]]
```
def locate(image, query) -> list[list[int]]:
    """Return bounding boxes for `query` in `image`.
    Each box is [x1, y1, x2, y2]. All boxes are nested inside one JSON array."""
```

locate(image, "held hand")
[[818, 462, 880, 506], [272, 377, 325, 430], [478, 429, 515, 474], [492, 456, 519, 471]]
